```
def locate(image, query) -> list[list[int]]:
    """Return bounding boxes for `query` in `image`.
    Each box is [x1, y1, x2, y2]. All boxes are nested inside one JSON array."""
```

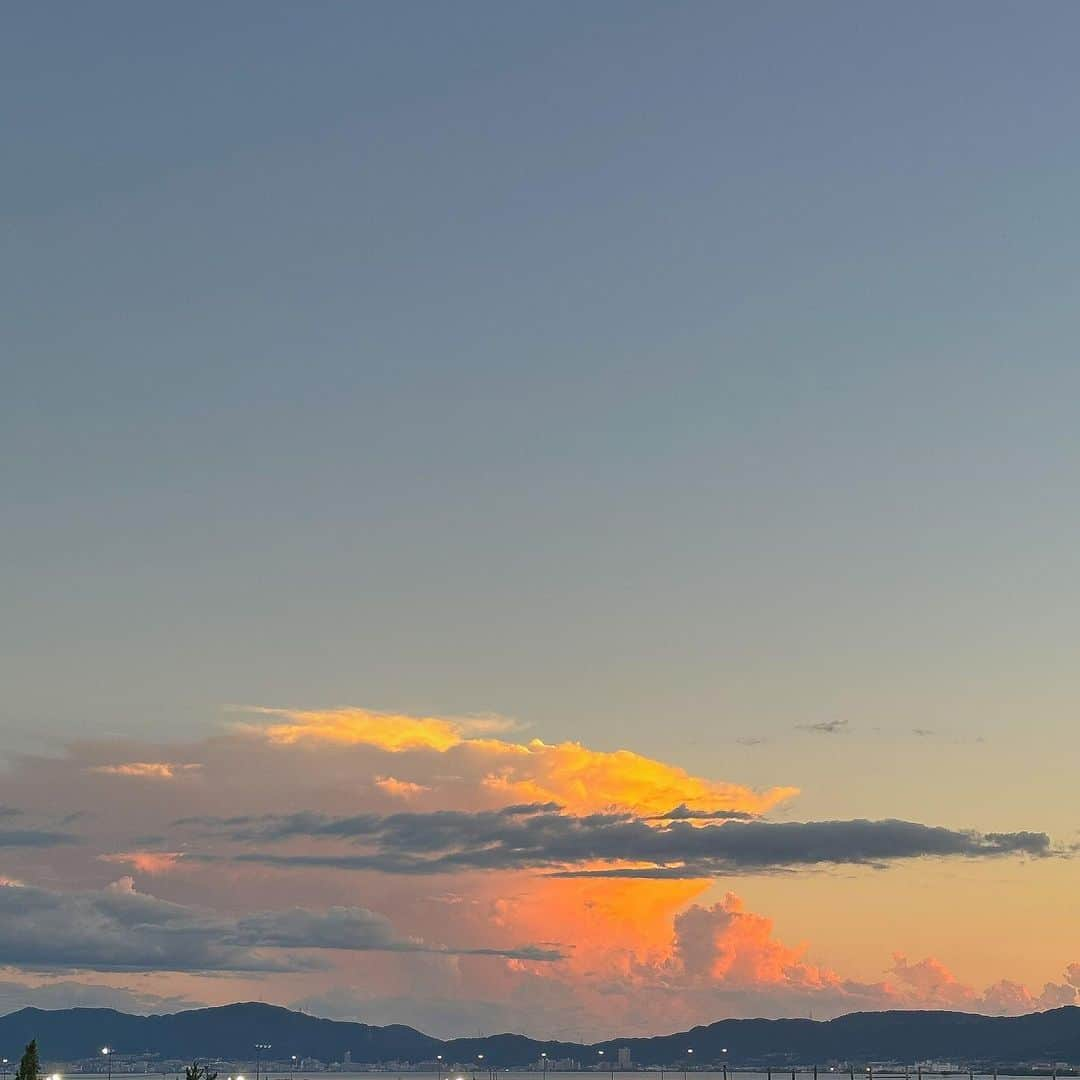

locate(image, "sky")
[[2, 0, 1079, 1040]]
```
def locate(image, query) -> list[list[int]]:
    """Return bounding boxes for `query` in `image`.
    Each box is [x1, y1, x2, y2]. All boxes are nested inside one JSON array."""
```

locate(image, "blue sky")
[[5, 2, 1080, 816]]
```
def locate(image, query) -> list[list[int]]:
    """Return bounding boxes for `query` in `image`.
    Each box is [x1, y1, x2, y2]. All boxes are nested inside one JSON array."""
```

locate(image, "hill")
[[1, 1002, 1078, 1067]]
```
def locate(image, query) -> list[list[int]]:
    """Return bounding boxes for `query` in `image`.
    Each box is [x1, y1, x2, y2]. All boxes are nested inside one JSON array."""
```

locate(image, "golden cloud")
[[237, 706, 796, 817], [240, 706, 465, 752]]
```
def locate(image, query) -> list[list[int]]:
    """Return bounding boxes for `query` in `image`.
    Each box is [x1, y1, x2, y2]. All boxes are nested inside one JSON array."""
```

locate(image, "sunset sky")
[[3, 2, 1080, 1039]]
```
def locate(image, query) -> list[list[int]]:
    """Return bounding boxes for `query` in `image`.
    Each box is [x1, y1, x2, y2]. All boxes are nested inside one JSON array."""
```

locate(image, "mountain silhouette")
[[1, 1003, 1078, 1067]]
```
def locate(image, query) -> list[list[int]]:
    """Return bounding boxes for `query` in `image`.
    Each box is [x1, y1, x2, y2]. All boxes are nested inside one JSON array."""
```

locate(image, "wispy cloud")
[[797, 718, 850, 735], [89, 762, 202, 779]]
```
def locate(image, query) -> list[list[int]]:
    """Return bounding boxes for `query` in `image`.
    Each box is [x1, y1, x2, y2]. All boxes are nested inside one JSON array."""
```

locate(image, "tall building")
[[617, 1049, 632, 1071]]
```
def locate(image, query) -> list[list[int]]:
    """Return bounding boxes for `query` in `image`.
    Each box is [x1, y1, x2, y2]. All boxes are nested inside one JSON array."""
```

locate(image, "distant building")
[[343, 1054, 352, 1066], [617, 1050, 632, 1071]]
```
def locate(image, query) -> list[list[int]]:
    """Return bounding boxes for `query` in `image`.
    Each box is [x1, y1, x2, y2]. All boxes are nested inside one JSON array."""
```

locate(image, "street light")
[[541, 1054, 547, 1078], [291, 1057, 297, 1080], [437, 1056, 443, 1080], [102, 1046, 113, 1080], [255, 1045, 271, 1080]]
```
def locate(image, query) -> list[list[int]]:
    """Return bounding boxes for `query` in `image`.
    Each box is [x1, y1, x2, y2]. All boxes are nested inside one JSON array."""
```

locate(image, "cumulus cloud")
[[889, 953, 1078, 1014], [0, 878, 561, 972], [0, 704, 1070, 1035], [234, 706, 796, 816], [196, 806, 1053, 876]]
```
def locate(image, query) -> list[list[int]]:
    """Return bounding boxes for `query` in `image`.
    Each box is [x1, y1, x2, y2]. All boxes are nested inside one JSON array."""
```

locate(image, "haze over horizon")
[[3, 1, 1079, 1042]]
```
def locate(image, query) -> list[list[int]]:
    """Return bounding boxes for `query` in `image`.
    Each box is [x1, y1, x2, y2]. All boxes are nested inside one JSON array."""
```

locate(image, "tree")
[[14, 1041, 40, 1080], [185, 1062, 218, 1080]]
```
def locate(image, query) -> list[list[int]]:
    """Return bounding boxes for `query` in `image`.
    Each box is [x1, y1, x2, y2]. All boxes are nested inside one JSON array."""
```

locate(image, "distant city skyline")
[[3, 1, 1079, 1040]]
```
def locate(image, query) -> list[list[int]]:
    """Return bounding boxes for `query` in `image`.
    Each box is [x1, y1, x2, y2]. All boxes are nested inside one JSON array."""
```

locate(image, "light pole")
[[255, 1044, 272, 1080], [684, 1049, 693, 1080], [541, 1054, 547, 1078], [102, 1046, 113, 1080], [291, 1057, 297, 1080], [436, 1056, 443, 1080]]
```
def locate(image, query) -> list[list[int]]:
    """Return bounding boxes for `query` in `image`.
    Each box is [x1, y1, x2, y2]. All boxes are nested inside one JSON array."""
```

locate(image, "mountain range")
[[2, 1003, 1078, 1067]]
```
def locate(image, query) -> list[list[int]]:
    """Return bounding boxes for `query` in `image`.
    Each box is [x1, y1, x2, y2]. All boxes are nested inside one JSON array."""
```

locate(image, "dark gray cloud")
[[0, 827, 79, 847], [188, 806, 1054, 878], [647, 805, 755, 822], [0, 880, 562, 971], [798, 718, 850, 735]]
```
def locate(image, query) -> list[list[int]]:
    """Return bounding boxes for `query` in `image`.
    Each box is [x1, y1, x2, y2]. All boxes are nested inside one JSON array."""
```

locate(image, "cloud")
[[888, 953, 1079, 1013], [0, 704, 1070, 1036], [197, 806, 1053, 876], [0, 878, 560, 972], [0, 977, 199, 1014], [236, 706, 796, 816], [797, 719, 850, 735], [241, 707, 467, 751], [98, 851, 185, 874], [89, 762, 202, 779], [375, 776, 431, 799], [0, 828, 79, 848], [672, 892, 837, 988], [647, 805, 756, 822]]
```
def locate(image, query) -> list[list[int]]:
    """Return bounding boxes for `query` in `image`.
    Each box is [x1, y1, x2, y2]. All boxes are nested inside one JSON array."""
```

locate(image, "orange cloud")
[[480, 871, 711, 978], [241, 706, 465, 751], [239, 706, 796, 817], [89, 762, 201, 779], [672, 892, 840, 989], [477, 738, 795, 817], [375, 776, 430, 799], [98, 851, 185, 874]]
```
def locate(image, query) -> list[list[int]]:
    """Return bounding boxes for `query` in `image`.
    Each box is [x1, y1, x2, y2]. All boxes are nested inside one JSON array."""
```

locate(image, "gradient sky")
[[2, 1, 1079, 1039]]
